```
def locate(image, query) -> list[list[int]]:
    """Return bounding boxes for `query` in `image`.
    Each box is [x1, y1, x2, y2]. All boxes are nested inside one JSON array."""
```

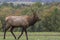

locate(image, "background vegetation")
[[0, 2, 60, 32]]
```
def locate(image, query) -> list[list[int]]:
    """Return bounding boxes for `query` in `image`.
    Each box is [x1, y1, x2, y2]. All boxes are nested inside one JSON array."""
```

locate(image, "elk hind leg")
[[10, 27, 16, 39], [18, 28, 24, 39], [4, 26, 10, 39]]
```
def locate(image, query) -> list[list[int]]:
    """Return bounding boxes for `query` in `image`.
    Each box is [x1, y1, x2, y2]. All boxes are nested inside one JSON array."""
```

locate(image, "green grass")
[[0, 32, 60, 40]]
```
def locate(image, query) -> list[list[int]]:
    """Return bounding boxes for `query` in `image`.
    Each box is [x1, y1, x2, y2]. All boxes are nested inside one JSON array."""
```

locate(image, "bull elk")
[[3, 10, 41, 40]]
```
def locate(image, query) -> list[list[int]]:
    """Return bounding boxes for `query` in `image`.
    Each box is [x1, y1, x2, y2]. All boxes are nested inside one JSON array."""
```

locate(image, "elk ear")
[[31, 8, 34, 12], [31, 8, 38, 17], [31, 9, 36, 15]]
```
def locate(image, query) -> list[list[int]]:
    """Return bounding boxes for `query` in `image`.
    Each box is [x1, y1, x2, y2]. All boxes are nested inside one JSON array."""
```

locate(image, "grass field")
[[0, 32, 60, 40]]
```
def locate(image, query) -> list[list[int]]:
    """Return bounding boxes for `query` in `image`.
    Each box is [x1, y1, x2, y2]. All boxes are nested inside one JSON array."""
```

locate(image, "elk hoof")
[[15, 39, 19, 40]]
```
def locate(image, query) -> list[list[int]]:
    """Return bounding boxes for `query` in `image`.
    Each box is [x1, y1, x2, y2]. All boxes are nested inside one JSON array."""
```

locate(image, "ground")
[[0, 32, 60, 40]]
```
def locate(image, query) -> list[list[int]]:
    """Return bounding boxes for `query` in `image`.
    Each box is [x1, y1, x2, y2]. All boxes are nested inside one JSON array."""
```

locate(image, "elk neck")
[[28, 13, 38, 26]]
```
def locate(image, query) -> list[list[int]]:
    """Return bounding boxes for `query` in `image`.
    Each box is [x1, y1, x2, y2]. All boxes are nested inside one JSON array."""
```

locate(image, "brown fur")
[[3, 12, 41, 40]]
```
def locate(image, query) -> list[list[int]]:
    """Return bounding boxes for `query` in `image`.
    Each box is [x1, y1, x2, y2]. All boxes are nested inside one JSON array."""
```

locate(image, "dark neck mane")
[[28, 14, 37, 26]]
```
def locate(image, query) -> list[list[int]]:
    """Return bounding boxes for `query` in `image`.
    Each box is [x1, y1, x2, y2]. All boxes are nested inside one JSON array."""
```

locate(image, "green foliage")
[[0, 2, 60, 32]]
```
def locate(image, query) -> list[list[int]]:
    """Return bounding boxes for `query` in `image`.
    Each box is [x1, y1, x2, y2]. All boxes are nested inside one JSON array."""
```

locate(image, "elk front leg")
[[10, 27, 16, 39], [18, 28, 24, 39], [24, 29, 28, 40]]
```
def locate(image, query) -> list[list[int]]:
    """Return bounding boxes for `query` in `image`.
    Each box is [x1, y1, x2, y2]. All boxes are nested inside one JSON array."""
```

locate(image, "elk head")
[[31, 10, 41, 22]]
